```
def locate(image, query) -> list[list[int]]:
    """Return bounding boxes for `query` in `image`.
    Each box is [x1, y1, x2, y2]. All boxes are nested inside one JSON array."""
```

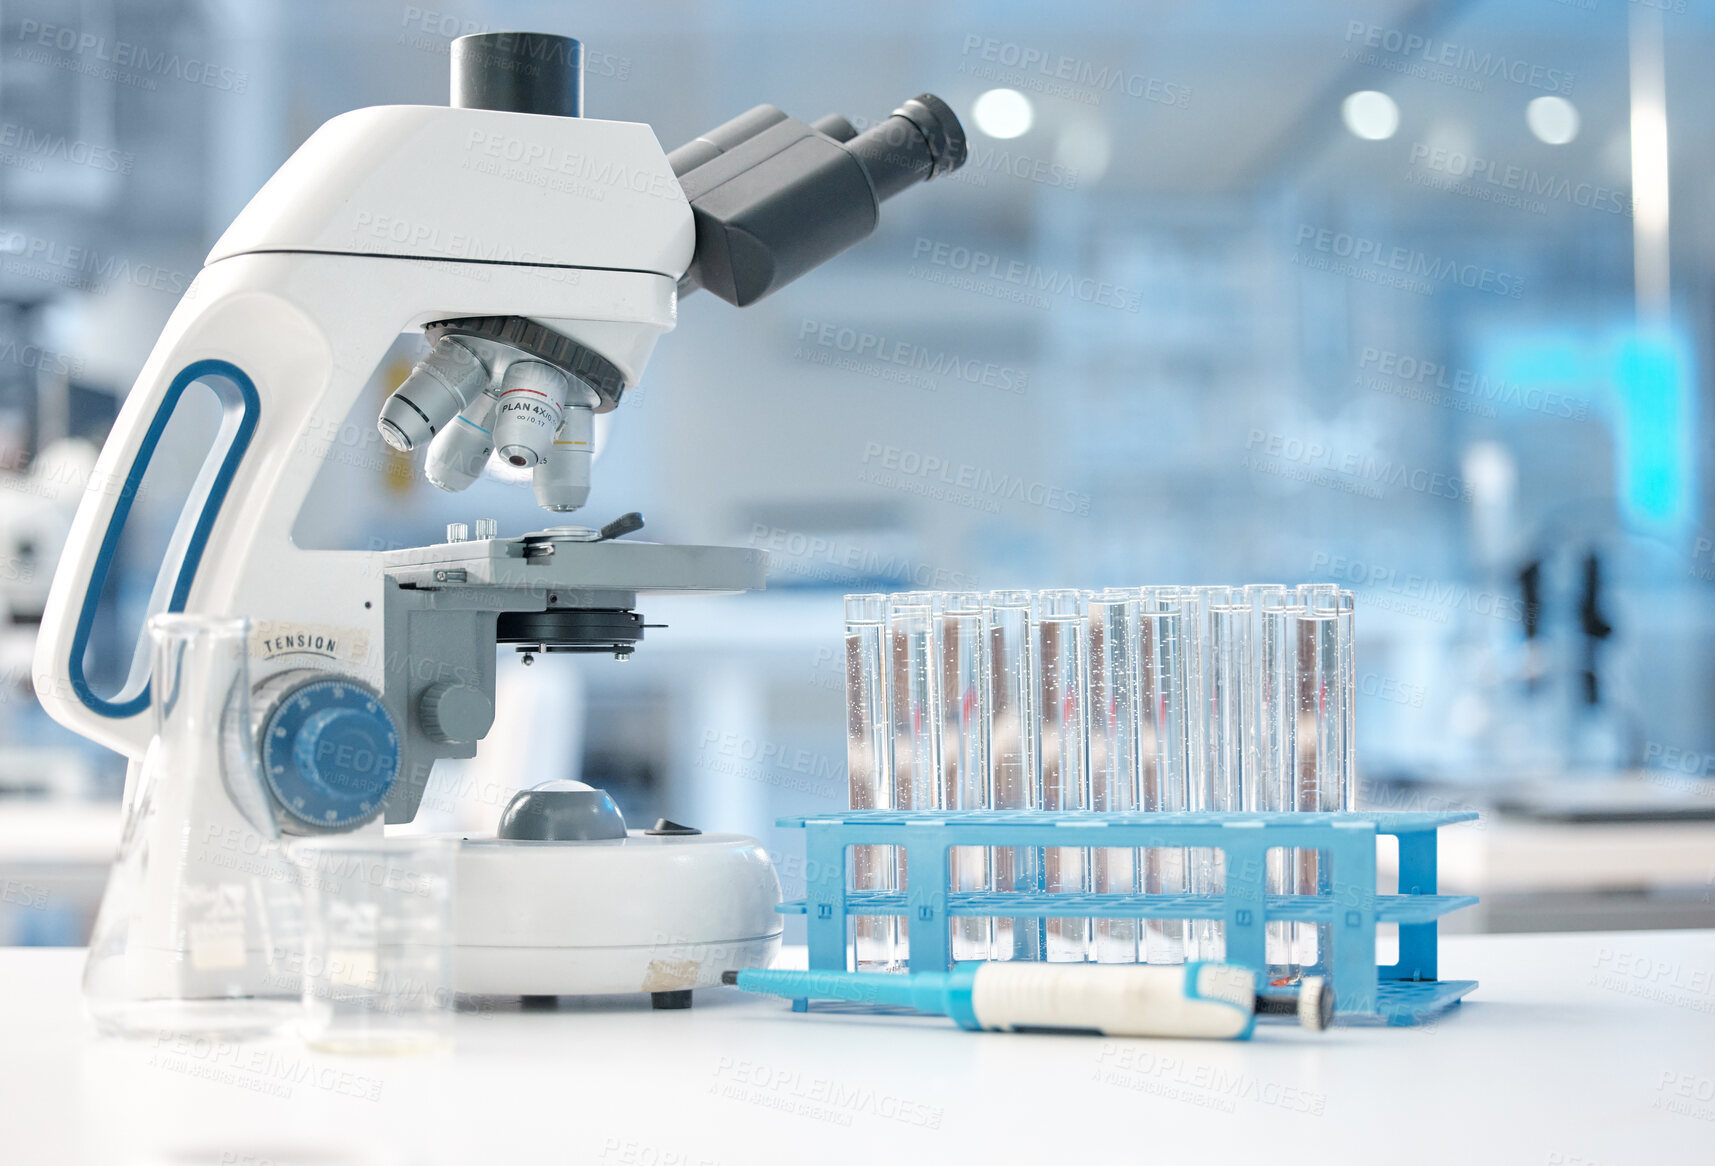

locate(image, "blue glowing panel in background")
[[1476, 325, 1697, 534], [1611, 329, 1695, 531]]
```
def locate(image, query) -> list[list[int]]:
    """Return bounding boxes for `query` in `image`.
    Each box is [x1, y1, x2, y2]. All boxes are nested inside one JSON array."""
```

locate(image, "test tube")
[[1036, 589, 1090, 962], [1294, 583, 1356, 972], [939, 593, 992, 962], [1336, 588, 1358, 811], [888, 592, 943, 970], [1192, 585, 1253, 962], [985, 590, 1039, 961], [1135, 587, 1194, 965], [1340, 589, 1356, 813], [1255, 584, 1303, 982], [1086, 589, 1138, 963], [844, 594, 898, 971]]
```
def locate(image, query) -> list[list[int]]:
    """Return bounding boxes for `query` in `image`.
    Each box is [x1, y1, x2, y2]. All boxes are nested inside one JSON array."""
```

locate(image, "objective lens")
[[491, 360, 569, 469], [424, 384, 500, 492], [532, 404, 594, 512], [378, 336, 489, 452]]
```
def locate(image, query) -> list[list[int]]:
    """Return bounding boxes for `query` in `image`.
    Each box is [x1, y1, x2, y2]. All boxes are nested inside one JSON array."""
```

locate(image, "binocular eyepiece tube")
[[670, 92, 967, 307]]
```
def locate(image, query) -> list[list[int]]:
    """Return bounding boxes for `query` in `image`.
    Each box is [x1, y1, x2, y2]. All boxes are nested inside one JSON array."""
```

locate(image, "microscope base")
[[450, 831, 783, 998]]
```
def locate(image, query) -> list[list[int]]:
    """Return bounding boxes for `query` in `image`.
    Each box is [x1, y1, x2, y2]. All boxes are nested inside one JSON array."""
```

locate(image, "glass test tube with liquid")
[[1136, 587, 1194, 965], [1086, 589, 1138, 962], [1194, 585, 1253, 962], [1294, 583, 1355, 974], [1256, 585, 1304, 983], [986, 590, 1039, 961], [1036, 590, 1090, 962], [888, 592, 943, 969], [845, 594, 899, 970], [940, 593, 992, 962]]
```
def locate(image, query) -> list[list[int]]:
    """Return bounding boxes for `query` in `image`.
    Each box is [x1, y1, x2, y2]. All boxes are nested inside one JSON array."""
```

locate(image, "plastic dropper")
[[722, 961, 1332, 1040]]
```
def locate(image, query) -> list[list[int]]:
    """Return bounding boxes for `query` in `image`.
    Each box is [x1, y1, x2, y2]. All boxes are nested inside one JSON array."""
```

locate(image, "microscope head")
[[376, 31, 968, 513]]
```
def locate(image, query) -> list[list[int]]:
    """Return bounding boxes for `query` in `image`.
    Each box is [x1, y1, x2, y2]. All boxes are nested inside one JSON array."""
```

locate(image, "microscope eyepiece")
[[671, 92, 967, 306], [848, 93, 968, 199]]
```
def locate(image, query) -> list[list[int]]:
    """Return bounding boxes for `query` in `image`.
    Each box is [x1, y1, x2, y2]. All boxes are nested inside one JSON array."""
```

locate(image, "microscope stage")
[[380, 536, 767, 597]]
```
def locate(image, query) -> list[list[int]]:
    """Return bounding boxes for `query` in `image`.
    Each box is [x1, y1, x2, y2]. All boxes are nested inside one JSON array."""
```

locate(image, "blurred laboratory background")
[[0, 0, 1711, 945]]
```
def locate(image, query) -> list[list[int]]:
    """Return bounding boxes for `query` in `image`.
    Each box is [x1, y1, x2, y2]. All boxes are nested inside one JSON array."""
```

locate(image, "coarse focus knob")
[[419, 681, 494, 745], [258, 675, 400, 833]]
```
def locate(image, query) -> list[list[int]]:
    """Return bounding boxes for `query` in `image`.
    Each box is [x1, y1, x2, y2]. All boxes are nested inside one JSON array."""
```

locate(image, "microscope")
[[35, 32, 966, 1004]]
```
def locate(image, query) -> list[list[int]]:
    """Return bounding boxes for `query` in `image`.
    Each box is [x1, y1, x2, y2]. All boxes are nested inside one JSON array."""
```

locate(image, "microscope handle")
[[33, 262, 327, 760], [34, 365, 260, 758]]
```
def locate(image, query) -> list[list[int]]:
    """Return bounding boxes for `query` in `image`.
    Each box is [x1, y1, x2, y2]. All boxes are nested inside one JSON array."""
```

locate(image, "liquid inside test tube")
[[940, 593, 992, 962], [1087, 589, 1138, 962], [1036, 590, 1090, 962], [1136, 588, 1193, 965], [844, 594, 898, 971], [1194, 585, 1252, 963], [1256, 585, 1303, 983], [888, 592, 942, 969], [1294, 583, 1356, 974], [986, 590, 1039, 961]]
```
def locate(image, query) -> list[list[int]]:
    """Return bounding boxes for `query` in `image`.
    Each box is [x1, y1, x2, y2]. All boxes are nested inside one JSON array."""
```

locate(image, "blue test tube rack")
[[776, 809, 1478, 1026]]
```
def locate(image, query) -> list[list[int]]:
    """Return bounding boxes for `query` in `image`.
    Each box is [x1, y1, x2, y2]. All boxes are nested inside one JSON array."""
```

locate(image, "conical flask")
[[83, 614, 301, 1037]]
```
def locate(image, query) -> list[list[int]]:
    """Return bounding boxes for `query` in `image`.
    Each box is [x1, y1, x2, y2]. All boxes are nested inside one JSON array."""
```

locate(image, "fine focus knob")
[[259, 675, 400, 833], [419, 681, 495, 745]]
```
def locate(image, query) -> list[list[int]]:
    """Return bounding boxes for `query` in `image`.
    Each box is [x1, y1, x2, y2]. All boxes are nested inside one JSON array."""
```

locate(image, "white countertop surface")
[[2, 931, 1712, 1166]]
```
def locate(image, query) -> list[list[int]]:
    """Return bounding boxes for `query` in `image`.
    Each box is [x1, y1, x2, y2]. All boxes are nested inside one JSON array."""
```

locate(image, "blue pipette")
[[722, 961, 1331, 1039]]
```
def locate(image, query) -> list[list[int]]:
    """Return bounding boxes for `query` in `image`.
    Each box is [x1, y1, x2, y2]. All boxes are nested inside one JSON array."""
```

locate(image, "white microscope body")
[[34, 33, 966, 1003]]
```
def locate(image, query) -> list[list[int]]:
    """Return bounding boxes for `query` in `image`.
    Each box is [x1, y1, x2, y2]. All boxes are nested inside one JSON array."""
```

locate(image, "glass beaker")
[[83, 614, 301, 1038], [292, 836, 458, 1054]]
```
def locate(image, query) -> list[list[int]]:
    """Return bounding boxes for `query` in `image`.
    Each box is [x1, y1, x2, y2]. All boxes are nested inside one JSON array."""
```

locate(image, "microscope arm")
[[33, 245, 672, 760]]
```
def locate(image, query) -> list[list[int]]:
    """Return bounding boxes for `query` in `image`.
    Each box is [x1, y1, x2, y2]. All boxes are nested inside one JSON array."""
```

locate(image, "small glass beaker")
[[292, 836, 457, 1054]]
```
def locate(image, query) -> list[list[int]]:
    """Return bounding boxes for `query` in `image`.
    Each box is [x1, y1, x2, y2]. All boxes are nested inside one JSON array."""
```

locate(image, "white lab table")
[[2, 930, 1711, 1166]]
